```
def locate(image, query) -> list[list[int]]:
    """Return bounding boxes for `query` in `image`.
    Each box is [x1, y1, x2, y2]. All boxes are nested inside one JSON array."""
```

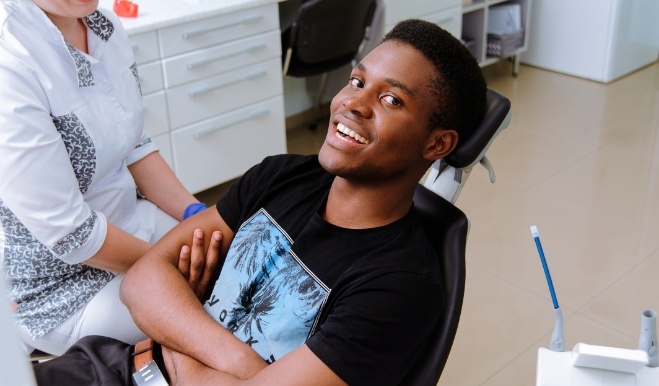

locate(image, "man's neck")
[[321, 178, 417, 229]]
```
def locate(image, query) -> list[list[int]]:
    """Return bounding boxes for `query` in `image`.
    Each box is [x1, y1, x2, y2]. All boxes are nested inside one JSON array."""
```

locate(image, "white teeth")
[[336, 123, 370, 144]]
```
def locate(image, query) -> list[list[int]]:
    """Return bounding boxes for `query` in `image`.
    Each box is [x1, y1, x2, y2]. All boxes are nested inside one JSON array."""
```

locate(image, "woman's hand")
[[177, 229, 222, 301]]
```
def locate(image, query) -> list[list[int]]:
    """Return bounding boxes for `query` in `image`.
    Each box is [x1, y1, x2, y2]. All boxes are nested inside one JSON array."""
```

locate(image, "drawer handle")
[[434, 16, 453, 24], [181, 15, 264, 39], [188, 70, 267, 98], [186, 44, 267, 70], [193, 109, 269, 139]]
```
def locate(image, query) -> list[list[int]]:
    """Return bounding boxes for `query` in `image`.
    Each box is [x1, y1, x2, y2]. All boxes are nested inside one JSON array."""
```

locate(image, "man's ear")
[[423, 129, 458, 161]]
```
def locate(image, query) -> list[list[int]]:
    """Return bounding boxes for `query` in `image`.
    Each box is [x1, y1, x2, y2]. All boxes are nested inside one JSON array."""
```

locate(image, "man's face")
[[318, 40, 443, 183]]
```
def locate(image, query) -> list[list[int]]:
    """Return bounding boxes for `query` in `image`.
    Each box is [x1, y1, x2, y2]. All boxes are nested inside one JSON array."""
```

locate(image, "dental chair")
[[402, 88, 511, 385]]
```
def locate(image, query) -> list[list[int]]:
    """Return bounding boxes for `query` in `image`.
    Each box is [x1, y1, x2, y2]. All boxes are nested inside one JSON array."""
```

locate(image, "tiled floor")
[[437, 61, 659, 386], [197, 60, 659, 385]]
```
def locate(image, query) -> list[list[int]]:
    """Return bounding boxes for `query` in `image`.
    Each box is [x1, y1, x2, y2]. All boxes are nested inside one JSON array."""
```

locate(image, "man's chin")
[[317, 145, 335, 174]]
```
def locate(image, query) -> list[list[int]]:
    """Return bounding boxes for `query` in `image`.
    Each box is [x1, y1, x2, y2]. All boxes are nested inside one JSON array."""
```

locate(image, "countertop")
[[98, 0, 282, 35]]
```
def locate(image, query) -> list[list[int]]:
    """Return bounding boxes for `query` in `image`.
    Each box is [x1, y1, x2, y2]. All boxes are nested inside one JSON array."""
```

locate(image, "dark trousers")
[[33, 336, 136, 386]]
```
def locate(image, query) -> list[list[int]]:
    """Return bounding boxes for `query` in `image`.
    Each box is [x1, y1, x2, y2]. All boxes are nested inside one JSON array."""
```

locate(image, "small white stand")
[[537, 346, 659, 386]]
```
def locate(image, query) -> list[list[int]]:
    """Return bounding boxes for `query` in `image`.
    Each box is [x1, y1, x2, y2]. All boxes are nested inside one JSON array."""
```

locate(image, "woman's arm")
[[128, 151, 201, 221], [82, 223, 151, 273]]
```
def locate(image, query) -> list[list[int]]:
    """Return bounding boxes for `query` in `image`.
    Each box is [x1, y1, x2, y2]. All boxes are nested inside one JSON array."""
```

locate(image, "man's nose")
[[342, 92, 372, 118]]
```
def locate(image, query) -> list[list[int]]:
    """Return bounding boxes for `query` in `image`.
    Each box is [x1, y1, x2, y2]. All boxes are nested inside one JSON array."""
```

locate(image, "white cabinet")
[[383, 0, 462, 37], [171, 97, 285, 192], [520, 0, 659, 83], [461, 0, 532, 75], [130, 3, 287, 193], [380, 0, 531, 75]]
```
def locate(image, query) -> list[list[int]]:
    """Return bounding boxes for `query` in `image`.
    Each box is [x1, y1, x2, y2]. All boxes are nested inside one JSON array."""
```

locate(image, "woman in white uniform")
[[0, 0, 206, 355]]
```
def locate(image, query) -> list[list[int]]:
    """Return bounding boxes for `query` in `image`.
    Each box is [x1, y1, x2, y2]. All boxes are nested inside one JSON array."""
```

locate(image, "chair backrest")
[[400, 184, 469, 385], [281, 0, 377, 77], [424, 89, 512, 203], [401, 89, 512, 385]]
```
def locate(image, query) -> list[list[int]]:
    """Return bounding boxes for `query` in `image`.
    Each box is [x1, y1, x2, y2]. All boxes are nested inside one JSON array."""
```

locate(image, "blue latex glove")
[[183, 202, 206, 219]]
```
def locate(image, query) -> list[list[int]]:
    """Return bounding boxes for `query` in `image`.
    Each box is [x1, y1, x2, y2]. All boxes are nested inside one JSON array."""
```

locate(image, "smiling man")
[[32, 19, 486, 386]]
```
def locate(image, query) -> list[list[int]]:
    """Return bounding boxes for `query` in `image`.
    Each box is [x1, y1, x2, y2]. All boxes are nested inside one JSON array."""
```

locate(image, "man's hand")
[[161, 345, 179, 386], [177, 229, 222, 301], [161, 345, 220, 386]]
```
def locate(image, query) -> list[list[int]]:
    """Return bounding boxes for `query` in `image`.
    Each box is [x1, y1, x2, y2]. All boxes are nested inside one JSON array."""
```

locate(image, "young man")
[[32, 19, 486, 385]]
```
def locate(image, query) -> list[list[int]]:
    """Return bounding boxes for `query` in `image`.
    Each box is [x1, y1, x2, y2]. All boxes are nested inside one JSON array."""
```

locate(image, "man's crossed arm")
[[120, 207, 346, 385]]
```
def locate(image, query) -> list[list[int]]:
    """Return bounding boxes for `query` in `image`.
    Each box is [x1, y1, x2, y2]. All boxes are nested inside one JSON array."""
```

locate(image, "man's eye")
[[349, 77, 364, 87], [383, 95, 401, 106]]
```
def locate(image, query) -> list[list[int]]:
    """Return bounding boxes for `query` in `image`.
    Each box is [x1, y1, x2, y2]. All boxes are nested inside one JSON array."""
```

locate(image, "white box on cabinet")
[[488, 4, 522, 34]]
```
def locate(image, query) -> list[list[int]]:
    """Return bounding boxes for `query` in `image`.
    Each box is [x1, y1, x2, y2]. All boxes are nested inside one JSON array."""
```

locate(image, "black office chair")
[[281, 0, 377, 129], [401, 89, 512, 385]]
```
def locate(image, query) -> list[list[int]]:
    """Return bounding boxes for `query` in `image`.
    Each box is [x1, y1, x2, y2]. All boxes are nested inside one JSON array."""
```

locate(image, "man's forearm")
[[164, 346, 268, 386], [124, 254, 264, 376], [120, 209, 262, 376]]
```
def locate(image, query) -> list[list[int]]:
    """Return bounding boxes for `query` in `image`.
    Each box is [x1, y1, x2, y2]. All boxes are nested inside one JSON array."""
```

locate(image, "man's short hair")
[[382, 19, 487, 137]]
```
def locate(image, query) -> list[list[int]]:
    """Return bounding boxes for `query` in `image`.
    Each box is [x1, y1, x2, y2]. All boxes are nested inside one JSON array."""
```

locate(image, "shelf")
[[461, 0, 531, 75]]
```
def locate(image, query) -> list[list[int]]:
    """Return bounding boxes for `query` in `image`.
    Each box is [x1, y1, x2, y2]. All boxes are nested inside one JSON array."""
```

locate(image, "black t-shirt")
[[211, 154, 443, 385]]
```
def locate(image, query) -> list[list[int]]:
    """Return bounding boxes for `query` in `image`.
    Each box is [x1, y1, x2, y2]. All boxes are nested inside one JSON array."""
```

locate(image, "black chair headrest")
[[444, 89, 511, 169]]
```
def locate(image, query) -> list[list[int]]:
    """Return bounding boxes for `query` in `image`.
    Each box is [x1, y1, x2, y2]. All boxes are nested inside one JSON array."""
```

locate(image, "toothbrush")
[[531, 225, 565, 352]]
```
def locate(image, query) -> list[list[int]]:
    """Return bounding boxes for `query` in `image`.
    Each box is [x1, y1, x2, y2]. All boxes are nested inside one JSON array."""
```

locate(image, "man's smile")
[[335, 122, 370, 144]]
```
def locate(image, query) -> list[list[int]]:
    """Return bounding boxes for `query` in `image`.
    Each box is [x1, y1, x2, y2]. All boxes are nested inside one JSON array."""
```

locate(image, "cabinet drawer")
[[143, 91, 169, 137], [137, 61, 164, 94], [158, 3, 279, 58], [420, 7, 462, 38], [383, 0, 460, 26], [162, 30, 281, 88], [165, 58, 283, 129], [172, 96, 286, 193], [151, 132, 174, 171], [130, 31, 160, 65]]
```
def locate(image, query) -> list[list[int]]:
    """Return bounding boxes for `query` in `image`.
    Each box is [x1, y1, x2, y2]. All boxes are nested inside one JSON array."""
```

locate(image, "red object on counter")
[[113, 0, 139, 18]]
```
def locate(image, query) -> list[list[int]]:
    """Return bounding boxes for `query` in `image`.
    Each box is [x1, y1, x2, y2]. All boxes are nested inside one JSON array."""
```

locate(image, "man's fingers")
[[188, 229, 205, 290], [178, 245, 191, 280], [199, 231, 222, 298]]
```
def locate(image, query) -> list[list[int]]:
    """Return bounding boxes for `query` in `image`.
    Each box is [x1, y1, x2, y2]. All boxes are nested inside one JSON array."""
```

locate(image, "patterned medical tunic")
[[0, 1, 157, 339]]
